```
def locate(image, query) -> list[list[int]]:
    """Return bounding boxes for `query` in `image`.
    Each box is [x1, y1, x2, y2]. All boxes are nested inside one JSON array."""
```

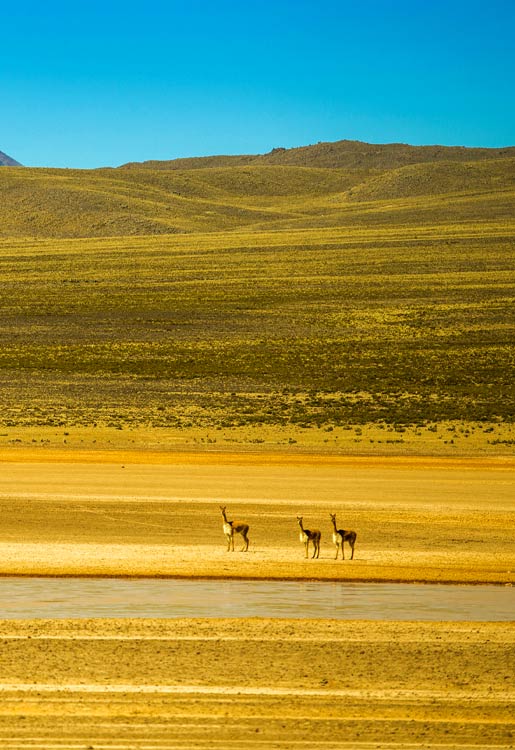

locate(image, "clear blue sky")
[[2, 0, 514, 168]]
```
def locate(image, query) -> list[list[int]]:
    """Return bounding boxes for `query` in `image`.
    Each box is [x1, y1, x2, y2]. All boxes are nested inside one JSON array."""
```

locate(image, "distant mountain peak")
[[0, 150, 22, 166]]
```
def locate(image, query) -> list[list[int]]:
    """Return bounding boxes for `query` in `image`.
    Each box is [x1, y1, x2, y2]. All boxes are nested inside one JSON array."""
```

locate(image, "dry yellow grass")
[[0, 219, 514, 441]]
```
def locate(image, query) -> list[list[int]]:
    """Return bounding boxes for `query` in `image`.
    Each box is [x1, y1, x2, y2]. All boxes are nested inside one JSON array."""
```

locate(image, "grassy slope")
[[0, 148, 514, 451], [0, 164, 371, 237], [1, 158, 514, 238]]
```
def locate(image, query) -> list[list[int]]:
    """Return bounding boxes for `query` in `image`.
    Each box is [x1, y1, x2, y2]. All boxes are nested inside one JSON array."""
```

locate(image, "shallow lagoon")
[[1, 577, 514, 620]]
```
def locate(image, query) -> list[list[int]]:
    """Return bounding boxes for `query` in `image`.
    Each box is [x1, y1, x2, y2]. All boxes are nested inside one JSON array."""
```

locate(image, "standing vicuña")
[[220, 506, 250, 551], [297, 516, 321, 559], [329, 512, 357, 560]]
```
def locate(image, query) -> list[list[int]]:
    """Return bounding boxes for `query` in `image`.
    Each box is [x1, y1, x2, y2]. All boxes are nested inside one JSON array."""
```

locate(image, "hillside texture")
[[0, 140, 513, 451]]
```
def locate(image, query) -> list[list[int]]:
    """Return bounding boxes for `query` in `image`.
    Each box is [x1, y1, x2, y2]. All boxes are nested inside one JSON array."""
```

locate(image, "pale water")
[[0, 577, 513, 620]]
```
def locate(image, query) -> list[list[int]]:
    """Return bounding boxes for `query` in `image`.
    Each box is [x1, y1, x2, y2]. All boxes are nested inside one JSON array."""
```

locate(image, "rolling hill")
[[0, 151, 514, 239], [0, 138, 513, 452]]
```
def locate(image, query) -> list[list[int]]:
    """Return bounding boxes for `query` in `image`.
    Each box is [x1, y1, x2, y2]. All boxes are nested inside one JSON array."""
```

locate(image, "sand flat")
[[0, 450, 514, 748], [0, 619, 513, 749], [0, 451, 514, 582]]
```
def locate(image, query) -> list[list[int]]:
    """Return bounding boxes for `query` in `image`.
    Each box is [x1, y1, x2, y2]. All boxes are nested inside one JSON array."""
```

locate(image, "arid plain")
[[1, 140, 514, 747], [0, 447, 514, 748]]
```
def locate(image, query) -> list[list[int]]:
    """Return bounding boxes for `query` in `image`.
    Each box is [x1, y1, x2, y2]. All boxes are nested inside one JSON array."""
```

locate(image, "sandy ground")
[[0, 449, 514, 748], [0, 618, 513, 749], [0, 450, 514, 583]]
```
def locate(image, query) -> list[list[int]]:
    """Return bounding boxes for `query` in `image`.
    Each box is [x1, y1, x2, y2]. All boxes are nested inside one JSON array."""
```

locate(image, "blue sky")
[[2, 0, 514, 168]]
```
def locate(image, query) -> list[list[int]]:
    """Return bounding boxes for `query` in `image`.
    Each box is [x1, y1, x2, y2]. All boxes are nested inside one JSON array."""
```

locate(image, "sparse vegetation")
[[0, 141, 513, 452]]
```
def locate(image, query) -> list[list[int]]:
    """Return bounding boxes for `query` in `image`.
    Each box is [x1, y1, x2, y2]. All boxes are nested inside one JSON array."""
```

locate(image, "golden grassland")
[[0, 216, 514, 449], [1, 151, 513, 453], [1, 421, 515, 457]]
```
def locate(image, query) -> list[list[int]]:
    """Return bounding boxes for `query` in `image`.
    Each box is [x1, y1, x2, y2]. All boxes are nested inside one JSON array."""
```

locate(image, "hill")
[[345, 158, 515, 201], [0, 139, 513, 452], [0, 156, 513, 238], [0, 150, 21, 167], [121, 139, 515, 171], [0, 164, 369, 237]]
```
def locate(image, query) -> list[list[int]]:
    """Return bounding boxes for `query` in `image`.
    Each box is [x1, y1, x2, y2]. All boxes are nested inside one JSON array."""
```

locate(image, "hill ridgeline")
[[120, 138, 515, 171]]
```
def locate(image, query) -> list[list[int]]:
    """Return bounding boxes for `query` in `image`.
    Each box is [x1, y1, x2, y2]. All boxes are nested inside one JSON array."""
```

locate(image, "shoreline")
[[0, 546, 513, 585], [0, 571, 513, 586]]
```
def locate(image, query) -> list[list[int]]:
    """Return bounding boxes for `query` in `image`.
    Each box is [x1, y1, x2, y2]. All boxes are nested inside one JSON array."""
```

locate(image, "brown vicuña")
[[296, 516, 321, 559], [329, 512, 357, 560], [220, 505, 250, 552]]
